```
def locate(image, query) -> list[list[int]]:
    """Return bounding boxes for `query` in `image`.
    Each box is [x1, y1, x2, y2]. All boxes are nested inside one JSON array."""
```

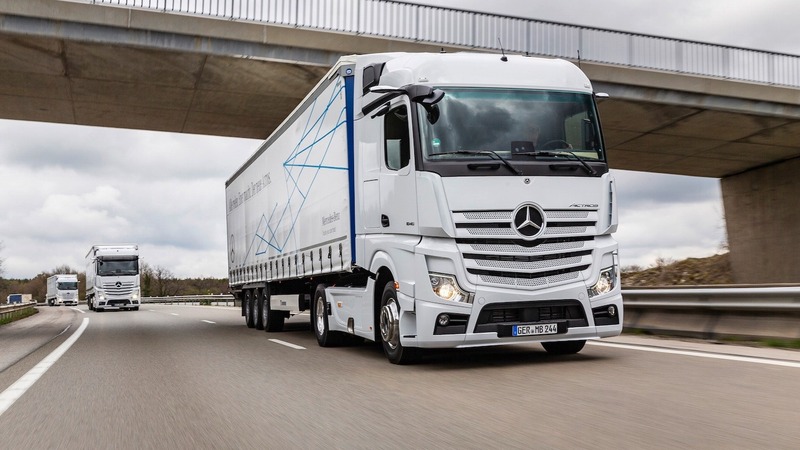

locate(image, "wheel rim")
[[315, 295, 325, 335], [380, 298, 399, 350]]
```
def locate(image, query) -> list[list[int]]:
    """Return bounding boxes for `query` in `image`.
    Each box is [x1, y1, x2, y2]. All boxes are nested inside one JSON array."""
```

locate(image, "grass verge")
[[0, 307, 39, 326]]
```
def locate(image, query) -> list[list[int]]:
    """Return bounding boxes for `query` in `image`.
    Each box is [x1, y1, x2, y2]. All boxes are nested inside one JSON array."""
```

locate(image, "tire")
[[261, 285, 284, 332], [542, 340, 586, 355], [254, 289, 265, 330], [379, 281, 419, 365], [132, 307, 140, 311], [244, 289, 255, 328], [88, 298, 94, 311], [312, 284, 343, 347]]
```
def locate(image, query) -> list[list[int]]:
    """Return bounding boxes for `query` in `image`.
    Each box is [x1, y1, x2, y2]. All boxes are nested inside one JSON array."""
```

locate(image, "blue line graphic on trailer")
[[242, 77, 348, 264]]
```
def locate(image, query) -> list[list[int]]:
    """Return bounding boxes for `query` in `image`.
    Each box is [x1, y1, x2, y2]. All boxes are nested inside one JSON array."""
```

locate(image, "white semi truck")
[[46, 274, 79, 306], [85, 244, 141, 312], [226, 52, 622, 364]]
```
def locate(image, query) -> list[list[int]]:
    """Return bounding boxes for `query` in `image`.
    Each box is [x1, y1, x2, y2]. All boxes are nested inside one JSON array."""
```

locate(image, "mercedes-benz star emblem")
[[115, 281, 122, 288], [512, 204, 545, 240]]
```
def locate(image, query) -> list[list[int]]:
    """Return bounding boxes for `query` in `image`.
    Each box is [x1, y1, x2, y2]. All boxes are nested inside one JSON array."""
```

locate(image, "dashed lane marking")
[[269, 339, 306, 350]]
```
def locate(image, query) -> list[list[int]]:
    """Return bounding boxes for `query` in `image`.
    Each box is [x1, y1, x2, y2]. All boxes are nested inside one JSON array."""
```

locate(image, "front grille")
[[101, 281, 135, 296], [454, 208, 598, 289]]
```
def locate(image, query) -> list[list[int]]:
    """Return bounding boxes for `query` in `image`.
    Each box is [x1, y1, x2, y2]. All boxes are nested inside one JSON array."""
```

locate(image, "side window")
[[384, 105, 410, 170]]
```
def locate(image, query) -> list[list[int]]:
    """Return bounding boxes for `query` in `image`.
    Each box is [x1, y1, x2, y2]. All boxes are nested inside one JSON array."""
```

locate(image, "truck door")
[[379, 102, 418, 235]]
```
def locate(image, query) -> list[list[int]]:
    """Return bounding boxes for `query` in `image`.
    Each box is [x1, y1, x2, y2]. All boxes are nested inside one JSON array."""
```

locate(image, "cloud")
[[0, 119, 259, 278], [613, 170, 726, 268]]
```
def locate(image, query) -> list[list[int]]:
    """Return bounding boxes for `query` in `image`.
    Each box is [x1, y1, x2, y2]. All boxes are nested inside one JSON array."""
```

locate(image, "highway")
[[1, 305, 798, 449]]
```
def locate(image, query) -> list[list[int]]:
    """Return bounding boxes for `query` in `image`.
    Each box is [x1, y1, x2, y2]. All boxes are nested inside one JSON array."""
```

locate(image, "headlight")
[[429, 273, 473, 303], [132, 291, 140, 300], [588, 266, 616, 298], [98, 294, 106, 301]]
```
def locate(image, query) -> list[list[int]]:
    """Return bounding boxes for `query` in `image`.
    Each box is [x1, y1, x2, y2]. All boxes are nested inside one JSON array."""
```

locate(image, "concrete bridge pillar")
[[721, 157, 800, 283]]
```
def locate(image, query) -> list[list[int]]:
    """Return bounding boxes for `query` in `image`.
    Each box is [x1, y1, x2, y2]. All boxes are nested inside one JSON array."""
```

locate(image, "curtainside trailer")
[[226, 52, 622, 364]]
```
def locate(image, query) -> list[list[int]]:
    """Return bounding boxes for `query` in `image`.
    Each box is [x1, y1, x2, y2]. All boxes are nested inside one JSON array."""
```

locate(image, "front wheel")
[[379, 282, 419, 365], [542, 340, 586, 355]]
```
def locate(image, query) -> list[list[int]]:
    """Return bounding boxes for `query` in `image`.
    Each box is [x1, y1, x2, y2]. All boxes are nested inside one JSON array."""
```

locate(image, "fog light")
[[608, 305, 616, 317], [437, 314, 450, 327]]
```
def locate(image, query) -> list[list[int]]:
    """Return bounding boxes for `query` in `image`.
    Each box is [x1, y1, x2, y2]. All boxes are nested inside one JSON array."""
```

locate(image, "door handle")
[[381, 214, 390, 227]]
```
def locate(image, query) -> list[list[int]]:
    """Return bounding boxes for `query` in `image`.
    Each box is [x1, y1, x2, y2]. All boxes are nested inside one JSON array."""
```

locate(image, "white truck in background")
[[226, 52, 622, 364], [85, 244, 141, 312], [46, 274, 79, 306]]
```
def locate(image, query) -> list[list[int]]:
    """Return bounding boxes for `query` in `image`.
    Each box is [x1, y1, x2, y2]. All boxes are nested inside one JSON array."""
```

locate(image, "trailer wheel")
[[244, 290, 255, 328], [379, 281, 419, 365], [542, 340, 586, 355], [88, 298, 94, 311], [312, 284, 343, 347], [254, 289, 265, 330], [261, 285, 284, 332]]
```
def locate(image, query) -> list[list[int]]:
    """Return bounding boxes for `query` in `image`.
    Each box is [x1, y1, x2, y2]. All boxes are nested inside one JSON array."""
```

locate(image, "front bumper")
[[404, 283, 622, 349], [98, 299, 140, 310]]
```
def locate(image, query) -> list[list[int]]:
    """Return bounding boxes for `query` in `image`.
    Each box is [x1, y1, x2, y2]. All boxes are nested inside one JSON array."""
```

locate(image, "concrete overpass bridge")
[[2, 0, 799, 283]]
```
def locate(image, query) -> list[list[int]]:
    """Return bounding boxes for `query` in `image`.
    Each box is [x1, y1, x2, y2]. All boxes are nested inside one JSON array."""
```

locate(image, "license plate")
[[512, 323, 559, 336]]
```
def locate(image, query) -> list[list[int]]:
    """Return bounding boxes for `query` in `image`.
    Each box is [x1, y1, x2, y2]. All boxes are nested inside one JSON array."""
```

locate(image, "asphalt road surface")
[[1, 305, 799, 449]]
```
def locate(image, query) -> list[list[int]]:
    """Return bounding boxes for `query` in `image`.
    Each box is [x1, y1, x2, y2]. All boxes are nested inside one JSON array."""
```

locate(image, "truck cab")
[[85, 245, 141, 312]]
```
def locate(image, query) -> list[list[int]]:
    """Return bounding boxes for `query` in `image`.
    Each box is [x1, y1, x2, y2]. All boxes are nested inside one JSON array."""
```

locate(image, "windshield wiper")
[[514, 151, 597, 176], [428, 150, 522, 175]]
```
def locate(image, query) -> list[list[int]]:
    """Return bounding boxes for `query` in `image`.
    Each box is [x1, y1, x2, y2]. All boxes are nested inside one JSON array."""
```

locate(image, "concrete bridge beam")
[[722, 157, 800, 283]]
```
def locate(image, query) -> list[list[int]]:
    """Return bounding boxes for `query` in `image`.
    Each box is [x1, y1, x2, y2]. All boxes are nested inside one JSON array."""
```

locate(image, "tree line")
[[0, 260, 229, 303]]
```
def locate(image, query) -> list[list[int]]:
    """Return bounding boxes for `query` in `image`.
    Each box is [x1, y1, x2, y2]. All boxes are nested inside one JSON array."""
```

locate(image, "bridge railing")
[[82, 0, 800, 88]]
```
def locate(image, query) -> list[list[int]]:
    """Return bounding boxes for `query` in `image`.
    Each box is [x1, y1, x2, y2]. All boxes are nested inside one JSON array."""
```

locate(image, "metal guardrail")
[[81, 0, 800, 88], [623, 286, 800, 311], [622, 286, 800, 340], [143, 294, 236, 306], [0, 302, 38, 322]]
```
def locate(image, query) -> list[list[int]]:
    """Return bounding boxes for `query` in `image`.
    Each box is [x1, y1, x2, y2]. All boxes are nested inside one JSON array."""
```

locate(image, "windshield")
[[57, 281, 78, 290], [97, 258, 139, 276], [418, 88, 605, 173]]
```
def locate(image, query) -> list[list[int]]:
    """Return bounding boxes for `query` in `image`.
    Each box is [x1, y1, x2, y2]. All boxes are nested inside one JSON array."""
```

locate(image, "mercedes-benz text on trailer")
[[226, 52, 622, 364], [46, 274, 79, 306], [85, 244, 141, 312]]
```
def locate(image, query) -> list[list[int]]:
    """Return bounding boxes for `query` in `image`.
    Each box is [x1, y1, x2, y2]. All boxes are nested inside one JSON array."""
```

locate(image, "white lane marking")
[[148, 310, 156, 312], [588, 341, 800, 368], [201, 320, 216, 324], [269, 339, 306, 350], [170, 313, 179, 316], [69, 307, 85, 314], [0, 317, 90, 417]]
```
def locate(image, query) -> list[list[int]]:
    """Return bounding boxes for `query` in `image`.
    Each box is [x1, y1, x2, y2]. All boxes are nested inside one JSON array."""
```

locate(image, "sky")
[[2, 0, 798, 279]]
